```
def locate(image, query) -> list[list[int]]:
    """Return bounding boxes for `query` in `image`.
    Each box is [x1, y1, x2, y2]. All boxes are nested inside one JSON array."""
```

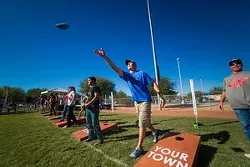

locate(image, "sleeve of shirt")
[[144, 72, 154, 86], [119, 70, 129, 82]]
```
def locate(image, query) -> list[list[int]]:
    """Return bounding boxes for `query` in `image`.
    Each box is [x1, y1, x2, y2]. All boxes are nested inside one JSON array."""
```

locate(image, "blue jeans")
[[61, 104, 68, 120], [234, 109, 250, 140], [86, 108, 103, 140]]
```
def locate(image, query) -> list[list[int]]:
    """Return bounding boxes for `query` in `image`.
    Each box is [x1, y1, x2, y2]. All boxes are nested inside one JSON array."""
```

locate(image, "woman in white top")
[[64, 86, 77, 127]]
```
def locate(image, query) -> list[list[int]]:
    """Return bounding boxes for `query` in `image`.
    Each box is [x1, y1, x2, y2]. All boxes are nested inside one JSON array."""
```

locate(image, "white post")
[[146, 0, 161, 110], [177, 58, 184, 104], [111, 92, 114, 112], [190, 79, 198, 127]]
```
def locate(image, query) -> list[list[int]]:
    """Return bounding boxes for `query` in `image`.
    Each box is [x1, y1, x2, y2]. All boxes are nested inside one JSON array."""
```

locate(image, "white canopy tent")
[[41, 88, 68, 95]]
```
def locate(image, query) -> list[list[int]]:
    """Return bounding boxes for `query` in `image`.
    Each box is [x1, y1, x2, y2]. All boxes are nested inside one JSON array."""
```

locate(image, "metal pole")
[[146, 0, 160, 110], [177, 58, 184, 104], [111, 92, 114, 112], [200, 77, 204, 103]]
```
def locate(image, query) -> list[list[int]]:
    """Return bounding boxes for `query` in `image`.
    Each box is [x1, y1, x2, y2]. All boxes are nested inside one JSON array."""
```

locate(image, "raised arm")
[[94, 48, 123, 77]]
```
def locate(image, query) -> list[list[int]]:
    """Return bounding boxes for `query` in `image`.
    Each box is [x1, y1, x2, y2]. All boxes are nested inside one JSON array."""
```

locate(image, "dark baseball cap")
[[125, 59, 136, 65], [229, 59, 243, 66]]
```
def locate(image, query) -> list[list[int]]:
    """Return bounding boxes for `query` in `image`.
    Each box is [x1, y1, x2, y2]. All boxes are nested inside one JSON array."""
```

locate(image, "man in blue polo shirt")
[[94, 48, 166, 158]]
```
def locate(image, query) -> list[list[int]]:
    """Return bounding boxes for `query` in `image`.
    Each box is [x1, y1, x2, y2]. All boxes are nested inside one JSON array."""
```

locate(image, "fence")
[[105, 94, 223, 109]]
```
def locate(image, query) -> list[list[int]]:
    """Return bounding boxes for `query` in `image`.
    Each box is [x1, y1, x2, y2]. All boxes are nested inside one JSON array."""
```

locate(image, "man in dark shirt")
[[83, 77, 103, 145]]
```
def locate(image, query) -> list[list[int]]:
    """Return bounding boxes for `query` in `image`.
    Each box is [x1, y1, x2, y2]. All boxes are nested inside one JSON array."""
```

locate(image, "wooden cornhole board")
[[134, 133, 200, 167], [48, 115, 62, 120], [72, 122, 117, 141], [54, 117, 86, 127]]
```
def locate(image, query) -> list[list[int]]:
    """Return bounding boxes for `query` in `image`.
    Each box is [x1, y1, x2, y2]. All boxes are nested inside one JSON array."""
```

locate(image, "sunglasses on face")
[[230, 62, 242, 67]]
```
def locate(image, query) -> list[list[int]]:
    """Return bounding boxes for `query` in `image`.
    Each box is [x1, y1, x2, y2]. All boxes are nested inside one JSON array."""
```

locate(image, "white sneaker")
[[244, 153, 250, 159]]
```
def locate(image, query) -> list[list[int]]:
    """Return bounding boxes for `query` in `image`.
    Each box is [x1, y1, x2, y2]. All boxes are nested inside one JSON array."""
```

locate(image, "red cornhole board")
[[48, 115, 62, 120], [54, 117, 86, 127], [72, 122, 117, 141], [134, 133, 200, 167]]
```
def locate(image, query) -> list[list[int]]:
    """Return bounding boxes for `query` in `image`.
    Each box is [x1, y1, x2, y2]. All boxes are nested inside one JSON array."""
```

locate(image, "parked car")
[[100, 103, 111, 110]]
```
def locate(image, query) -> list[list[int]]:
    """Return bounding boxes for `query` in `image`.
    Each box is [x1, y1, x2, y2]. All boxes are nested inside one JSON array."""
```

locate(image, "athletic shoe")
[[244, 153, 250, 159], [152, 129, 159, 143], [129, 147, 142, 158], [84, 137, 94, 142], [94, 139, 104, 146], [62, 125, 70, 128]]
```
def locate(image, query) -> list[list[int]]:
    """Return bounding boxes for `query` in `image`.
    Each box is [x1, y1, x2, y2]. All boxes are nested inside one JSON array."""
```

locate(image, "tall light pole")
[[200, 77, 204, 95], [146, 0, 161, 109], [177, 58, 184, 104], [200, 77, 204, 103]]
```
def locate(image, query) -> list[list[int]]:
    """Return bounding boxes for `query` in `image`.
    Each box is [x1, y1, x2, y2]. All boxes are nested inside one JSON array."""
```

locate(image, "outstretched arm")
[[94, 48, 123, 77]]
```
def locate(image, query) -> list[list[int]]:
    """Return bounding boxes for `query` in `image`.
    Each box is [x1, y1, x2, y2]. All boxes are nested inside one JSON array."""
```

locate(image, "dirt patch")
[[102, 104, 236, 119]]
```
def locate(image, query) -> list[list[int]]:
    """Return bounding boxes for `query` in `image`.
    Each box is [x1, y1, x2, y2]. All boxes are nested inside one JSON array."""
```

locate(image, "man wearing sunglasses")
[[218, 59, 250, 159]]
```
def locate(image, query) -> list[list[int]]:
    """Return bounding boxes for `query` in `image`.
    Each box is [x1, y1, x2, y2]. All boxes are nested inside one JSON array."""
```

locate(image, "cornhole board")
[[72, 122, 117, 141], [48, 115, 62, 120], [134, 133, 200, 167], [54, 117, 86, 127]]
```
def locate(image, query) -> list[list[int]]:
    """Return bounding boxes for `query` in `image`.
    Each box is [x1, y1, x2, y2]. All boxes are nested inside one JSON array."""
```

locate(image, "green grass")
[[0, 110, 250, 167]]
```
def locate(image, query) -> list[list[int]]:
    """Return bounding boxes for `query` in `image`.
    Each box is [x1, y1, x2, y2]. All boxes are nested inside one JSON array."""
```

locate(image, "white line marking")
[[84, 142, 129, 167], [62, 129, 129, 166]]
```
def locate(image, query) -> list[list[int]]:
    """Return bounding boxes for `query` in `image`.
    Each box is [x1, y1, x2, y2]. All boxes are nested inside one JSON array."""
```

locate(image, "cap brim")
[[125, 59, 135, 65]]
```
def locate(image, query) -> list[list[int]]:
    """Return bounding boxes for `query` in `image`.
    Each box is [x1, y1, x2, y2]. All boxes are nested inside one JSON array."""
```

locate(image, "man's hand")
[[94, 48, 106, 57], [218, 102, 223, 110], [160, 97, 166, 109]]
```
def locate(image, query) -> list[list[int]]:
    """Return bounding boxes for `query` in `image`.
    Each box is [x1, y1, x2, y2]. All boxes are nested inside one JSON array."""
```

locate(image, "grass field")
[[0, 110, 250, 167]]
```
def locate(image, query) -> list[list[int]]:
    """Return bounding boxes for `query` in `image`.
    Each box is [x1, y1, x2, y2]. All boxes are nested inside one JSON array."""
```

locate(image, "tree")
[[79, 77, 116, 98], [114, 90, 129, 98], [187, 91, 203, 102], [209, 87, 223, 95], [26, 88, 47, 103], [0, 86, 26, 103], [0, 87, 5, 97], [148, 77, 177, 96]]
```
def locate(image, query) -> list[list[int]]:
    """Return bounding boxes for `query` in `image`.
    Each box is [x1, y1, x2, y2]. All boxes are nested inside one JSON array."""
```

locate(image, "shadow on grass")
[[231, 147, 245, 153], [159, 129, 176, 139], [201, 130, 230, 144], [208, 120, 239, 127], [105, 127, 128, 137], [119, 123, 139, 129], [100, 113, 118, 117], [106, 131, 154, 141], [196, 145, 218, 167], [100, 119, 121, 122], [115, 121, 128, 125]]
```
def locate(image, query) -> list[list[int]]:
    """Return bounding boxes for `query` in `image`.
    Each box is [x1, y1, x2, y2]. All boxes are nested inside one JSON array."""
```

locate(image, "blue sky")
[[1, 0, 250, 95]]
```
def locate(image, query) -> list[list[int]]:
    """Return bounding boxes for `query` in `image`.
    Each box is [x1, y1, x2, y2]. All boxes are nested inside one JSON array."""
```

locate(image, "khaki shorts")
[[134, 102, 151, 128]]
